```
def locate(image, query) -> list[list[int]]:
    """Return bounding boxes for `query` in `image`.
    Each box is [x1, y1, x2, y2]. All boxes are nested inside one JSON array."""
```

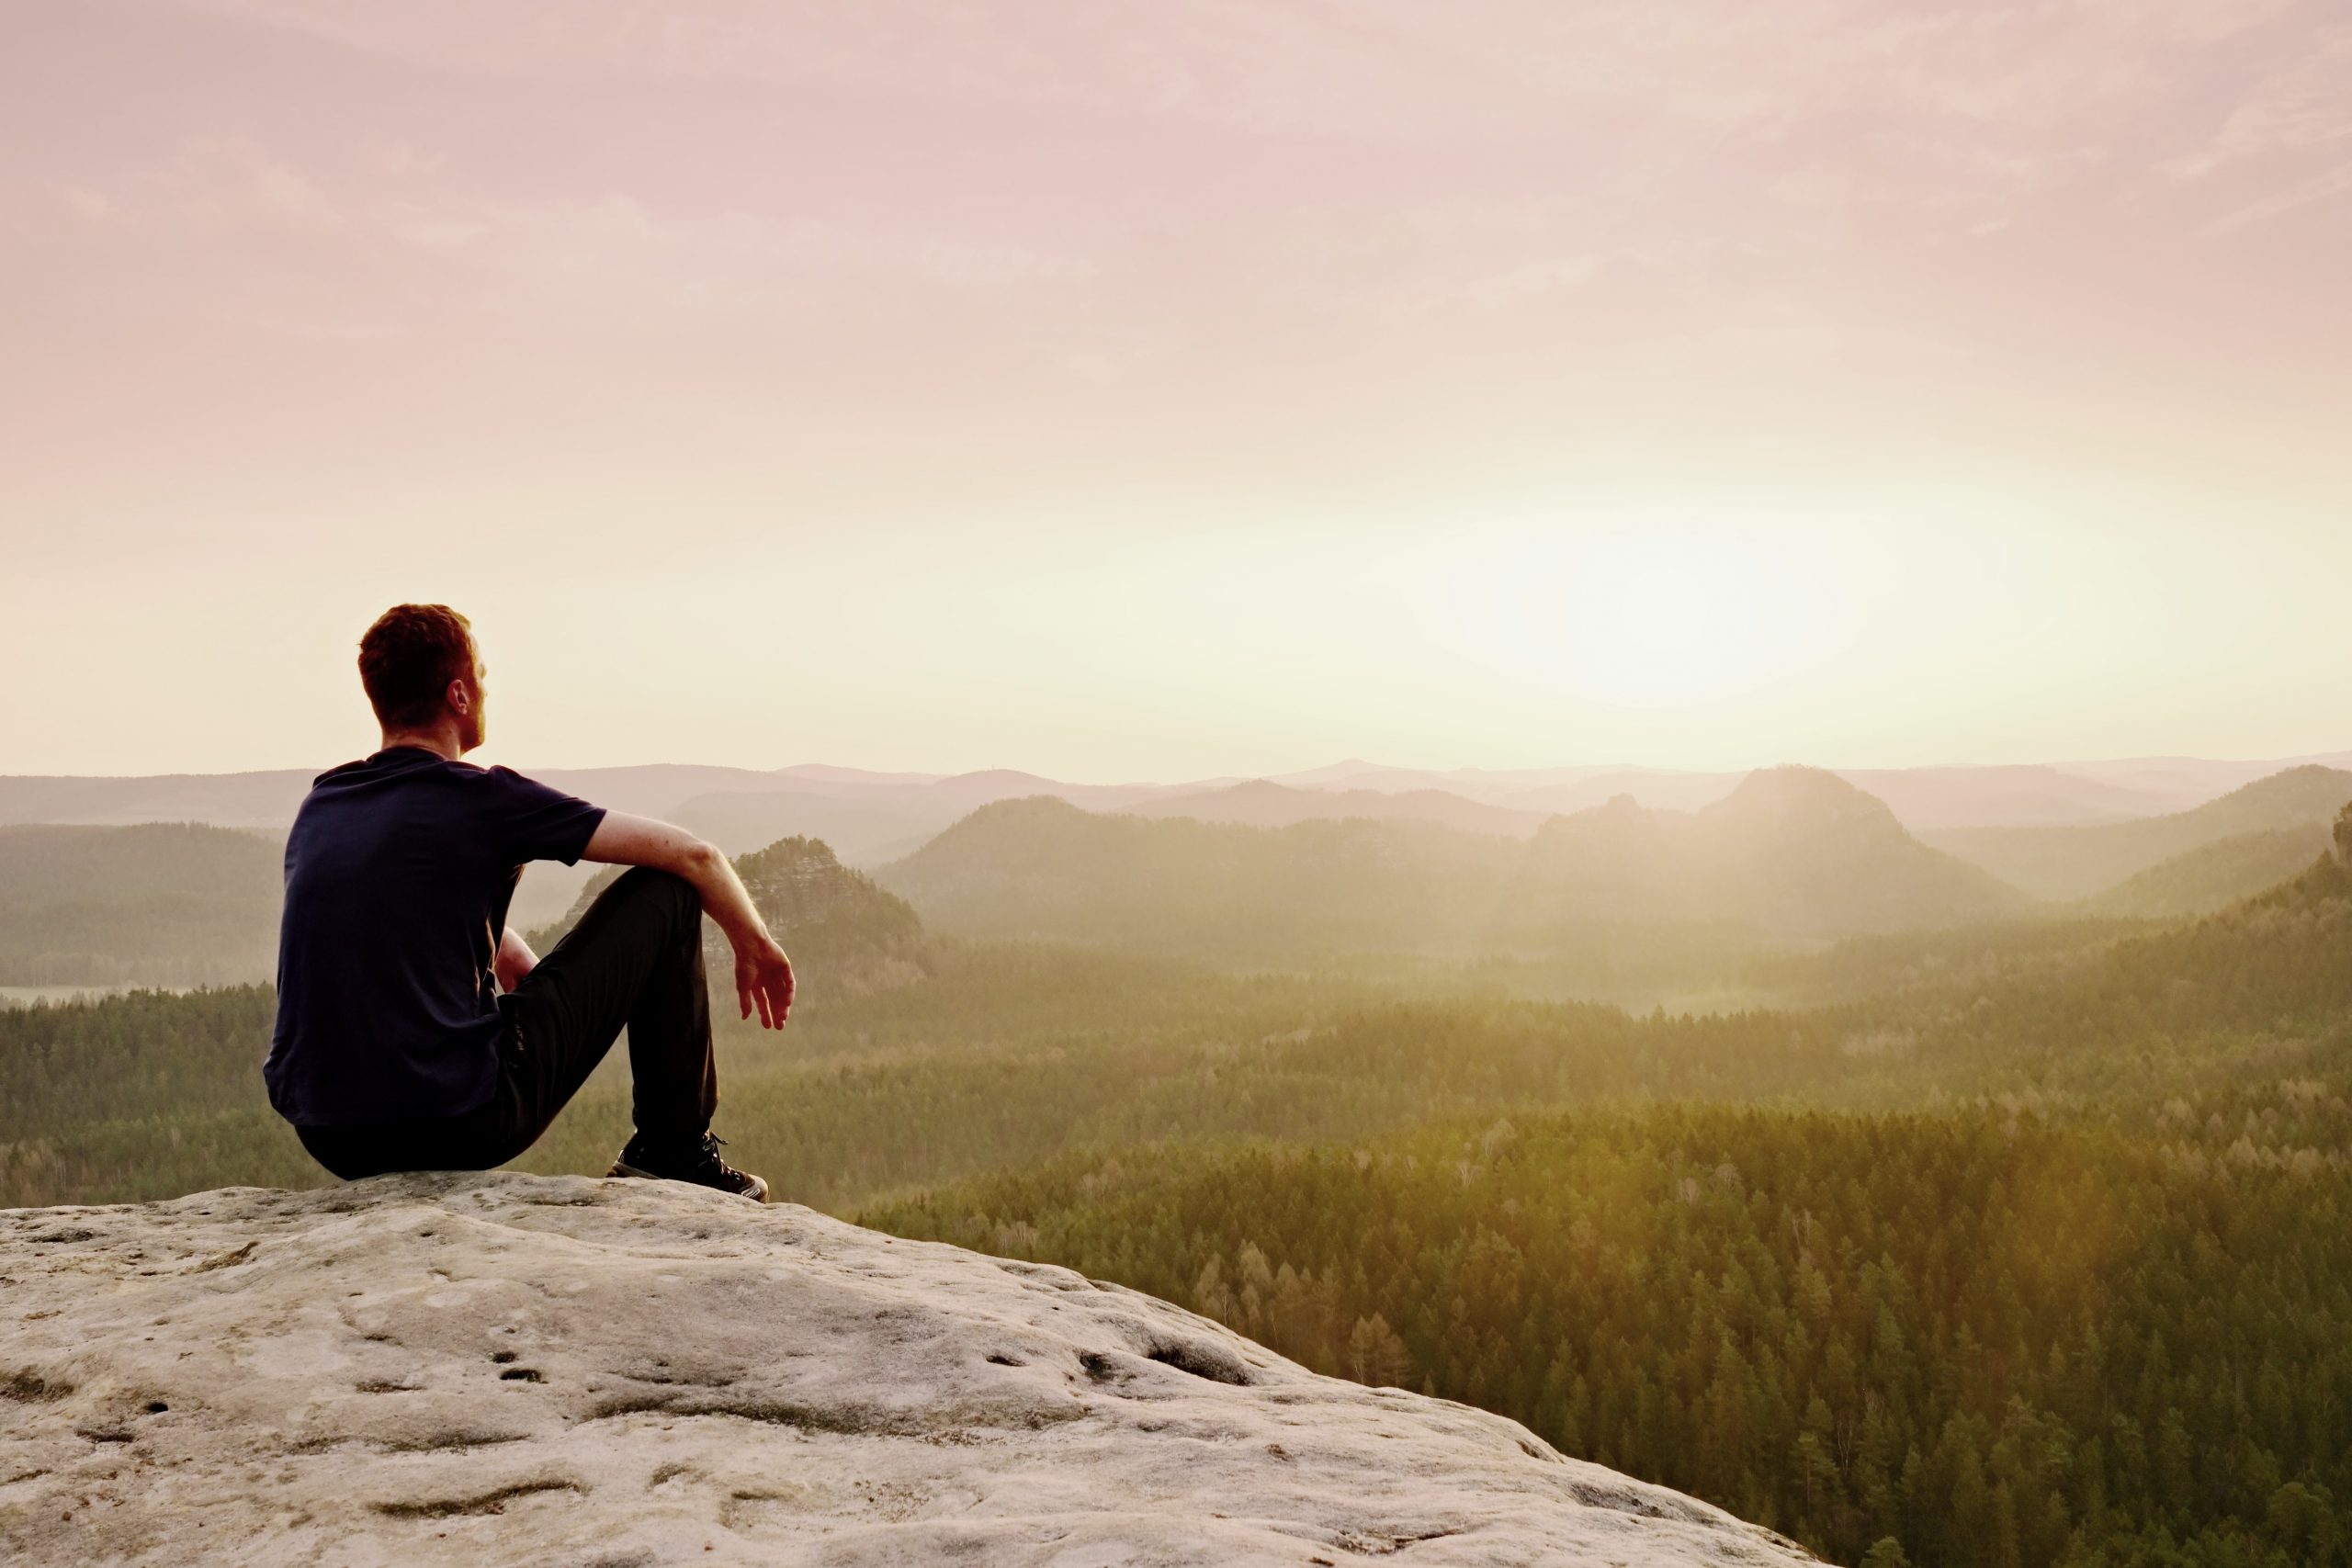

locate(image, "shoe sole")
[[607, 1159, 769, 1203]]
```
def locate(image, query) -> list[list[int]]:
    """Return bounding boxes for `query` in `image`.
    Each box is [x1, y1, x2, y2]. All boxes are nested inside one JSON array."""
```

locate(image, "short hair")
[[357, 604, 476, 728]]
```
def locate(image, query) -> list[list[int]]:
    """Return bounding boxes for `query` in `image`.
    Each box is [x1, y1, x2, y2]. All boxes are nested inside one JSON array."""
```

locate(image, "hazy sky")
[[4, 0, 2349, 779]]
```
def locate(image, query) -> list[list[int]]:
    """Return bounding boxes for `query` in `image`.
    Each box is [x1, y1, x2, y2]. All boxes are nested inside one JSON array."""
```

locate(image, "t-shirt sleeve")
[[482, 767, 609, 866]]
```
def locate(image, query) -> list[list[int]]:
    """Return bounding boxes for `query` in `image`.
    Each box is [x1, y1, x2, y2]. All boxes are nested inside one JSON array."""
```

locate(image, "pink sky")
[[4, 1, 2349, 778]]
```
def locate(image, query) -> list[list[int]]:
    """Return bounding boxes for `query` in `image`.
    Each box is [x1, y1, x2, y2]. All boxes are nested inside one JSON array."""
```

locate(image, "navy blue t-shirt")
[[264, 747, 607, 1125]]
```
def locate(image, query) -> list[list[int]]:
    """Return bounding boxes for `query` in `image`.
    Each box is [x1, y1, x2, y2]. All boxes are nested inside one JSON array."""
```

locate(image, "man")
[[263, 603, 794, 1201]]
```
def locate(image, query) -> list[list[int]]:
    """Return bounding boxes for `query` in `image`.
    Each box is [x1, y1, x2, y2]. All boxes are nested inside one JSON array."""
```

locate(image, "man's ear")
[[448, 676, 471, 715]]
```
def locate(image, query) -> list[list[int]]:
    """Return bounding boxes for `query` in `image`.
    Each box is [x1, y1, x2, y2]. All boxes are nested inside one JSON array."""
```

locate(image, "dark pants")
[[299, 866, 718, 1179]]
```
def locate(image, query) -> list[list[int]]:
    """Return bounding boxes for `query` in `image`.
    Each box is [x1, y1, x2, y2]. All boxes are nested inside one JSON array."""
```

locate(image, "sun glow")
[[1447, 520, 1842, 707]]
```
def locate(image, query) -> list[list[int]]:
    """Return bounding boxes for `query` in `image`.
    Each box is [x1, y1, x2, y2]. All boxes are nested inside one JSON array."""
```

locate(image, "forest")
[[6, 818, 2352, 1566], [871, 1103, 2352, 1568], [0, 822, 283, 986]]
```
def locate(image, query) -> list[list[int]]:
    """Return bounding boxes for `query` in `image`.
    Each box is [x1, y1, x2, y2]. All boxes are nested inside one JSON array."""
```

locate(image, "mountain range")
[[12, 756, 2352, 989], [1924, 765, 2352, 903], [16, 750, 2352, 852], [876, 767, 2030, 954]]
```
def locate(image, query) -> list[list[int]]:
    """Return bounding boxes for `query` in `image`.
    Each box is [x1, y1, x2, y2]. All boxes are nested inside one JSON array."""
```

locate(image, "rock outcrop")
[[533, 837, 934, 997], [1, 1172, 1814, 1566]]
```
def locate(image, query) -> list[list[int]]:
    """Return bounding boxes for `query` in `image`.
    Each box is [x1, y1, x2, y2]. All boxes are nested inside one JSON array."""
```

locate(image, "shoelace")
[[626, 1132, 731, 1172]]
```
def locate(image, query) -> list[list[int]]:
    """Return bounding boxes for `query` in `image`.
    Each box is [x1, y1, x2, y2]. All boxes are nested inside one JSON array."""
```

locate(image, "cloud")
[[43, 136, 1093, 311], [2207, 159, 2352, 234], [92, 139, 350, 235], [119, 0, 2328, 265], [2167, 27, 2352, 178], [147, 0, 2291, 145]]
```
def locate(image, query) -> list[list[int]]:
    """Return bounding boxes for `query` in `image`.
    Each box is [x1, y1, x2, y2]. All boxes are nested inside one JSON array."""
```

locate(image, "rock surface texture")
[[0, 1172, 1815, 1566]]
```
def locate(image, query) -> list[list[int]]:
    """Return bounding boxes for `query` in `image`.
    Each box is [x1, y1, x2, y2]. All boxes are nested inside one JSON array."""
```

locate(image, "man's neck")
[[378, 726, 465, 761]]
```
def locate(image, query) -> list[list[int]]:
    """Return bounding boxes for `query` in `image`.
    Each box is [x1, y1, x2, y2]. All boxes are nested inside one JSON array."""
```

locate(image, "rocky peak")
[[1706, 766, 1901, 836], [536, 836, 933, 996]]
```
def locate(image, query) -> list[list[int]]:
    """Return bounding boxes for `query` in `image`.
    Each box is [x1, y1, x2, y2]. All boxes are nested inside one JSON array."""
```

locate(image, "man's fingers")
[[735, 948, 794, 1030]]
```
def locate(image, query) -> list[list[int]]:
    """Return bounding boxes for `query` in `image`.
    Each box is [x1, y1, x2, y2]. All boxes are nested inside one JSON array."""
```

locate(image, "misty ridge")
[[8, 754, 2351, 998]]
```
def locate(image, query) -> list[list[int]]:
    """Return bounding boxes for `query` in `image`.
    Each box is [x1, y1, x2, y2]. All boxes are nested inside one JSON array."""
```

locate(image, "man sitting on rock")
[[262, 603, 793, 1201]]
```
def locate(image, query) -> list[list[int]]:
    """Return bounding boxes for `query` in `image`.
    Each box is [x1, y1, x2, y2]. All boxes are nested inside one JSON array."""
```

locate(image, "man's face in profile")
[[459, 650, 488, 753]]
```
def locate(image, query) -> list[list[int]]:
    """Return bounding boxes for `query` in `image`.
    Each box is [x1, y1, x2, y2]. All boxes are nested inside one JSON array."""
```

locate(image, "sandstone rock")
[[0, 1172, 1814, 1566]]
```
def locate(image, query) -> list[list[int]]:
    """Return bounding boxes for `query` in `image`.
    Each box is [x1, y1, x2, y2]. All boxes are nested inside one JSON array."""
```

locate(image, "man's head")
[[358, 604, 485, 752]]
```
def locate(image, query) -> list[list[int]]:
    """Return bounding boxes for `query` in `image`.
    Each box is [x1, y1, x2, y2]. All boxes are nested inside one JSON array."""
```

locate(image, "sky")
[[3, 0, 2349, 780]]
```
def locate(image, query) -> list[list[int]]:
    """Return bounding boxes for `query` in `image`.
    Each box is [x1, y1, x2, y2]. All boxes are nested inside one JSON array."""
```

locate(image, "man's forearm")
[[677, 842, 770, 949], [580, 812, 775, 950]]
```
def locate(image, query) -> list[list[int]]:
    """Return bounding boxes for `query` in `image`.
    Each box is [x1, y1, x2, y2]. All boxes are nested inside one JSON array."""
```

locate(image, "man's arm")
[[579, 812, 797, 1029]]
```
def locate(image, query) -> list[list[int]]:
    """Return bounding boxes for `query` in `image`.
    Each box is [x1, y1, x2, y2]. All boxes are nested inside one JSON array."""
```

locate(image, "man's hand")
[[734, 931, 796, 1029]]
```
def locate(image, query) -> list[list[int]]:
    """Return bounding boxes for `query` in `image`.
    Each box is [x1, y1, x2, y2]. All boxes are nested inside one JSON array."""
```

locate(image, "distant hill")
[[2076, 825, 2333, 920], [1909, 845, 2352, 1076], [1264, 760, 1620, 795], [0, 773, 315, 830], [1491, 770, 1745, 817], [1133, 779, 1550, 838], [875, 797, 1519, 956], [880, 769, 2029, 954], [1927, 765, 2352, 900], [532, 836, 934, 997], [1516, 767, 2030, 936], [1831, 764, 2177, 830], [2053, 753, 2352, 812], [661, 769, 1262, 870], [1315, 761, 2200, 829], [0, 823, 284, 985]]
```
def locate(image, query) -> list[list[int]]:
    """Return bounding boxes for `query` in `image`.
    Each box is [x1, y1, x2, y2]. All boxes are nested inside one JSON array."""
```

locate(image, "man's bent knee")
[[607, 864, 702, 924]]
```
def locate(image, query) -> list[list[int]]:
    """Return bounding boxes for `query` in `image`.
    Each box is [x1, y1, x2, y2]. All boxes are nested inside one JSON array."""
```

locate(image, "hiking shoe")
[[608, 1131, 768, 1202]]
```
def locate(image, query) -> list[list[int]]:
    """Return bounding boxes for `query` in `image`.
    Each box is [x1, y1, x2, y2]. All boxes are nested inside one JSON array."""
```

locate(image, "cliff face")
[[0, 1172, 1813, 1567]]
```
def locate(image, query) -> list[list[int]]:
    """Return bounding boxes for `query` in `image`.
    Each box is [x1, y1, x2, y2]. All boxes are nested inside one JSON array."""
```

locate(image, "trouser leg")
[[503, 864, 719, 1147]]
